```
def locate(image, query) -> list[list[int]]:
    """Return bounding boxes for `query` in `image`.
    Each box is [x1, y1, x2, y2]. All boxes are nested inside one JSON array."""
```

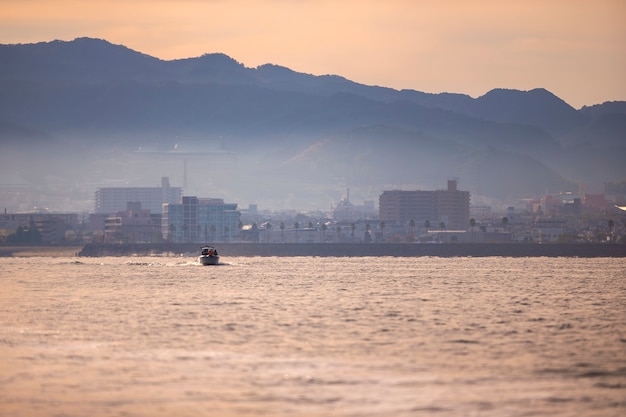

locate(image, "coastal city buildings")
[[1, 178, 624, 245]]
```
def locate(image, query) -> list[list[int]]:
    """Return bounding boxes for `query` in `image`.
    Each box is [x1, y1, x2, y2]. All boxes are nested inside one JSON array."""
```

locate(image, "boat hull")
[[198, 255, 219, 265]]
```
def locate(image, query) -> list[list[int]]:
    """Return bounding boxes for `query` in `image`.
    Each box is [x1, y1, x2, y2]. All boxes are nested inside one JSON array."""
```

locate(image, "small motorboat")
[[198, 246, 220, 265]]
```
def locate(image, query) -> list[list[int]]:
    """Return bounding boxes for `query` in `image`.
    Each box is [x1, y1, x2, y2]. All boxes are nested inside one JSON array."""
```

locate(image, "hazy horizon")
[[1, 1, 625, 214]]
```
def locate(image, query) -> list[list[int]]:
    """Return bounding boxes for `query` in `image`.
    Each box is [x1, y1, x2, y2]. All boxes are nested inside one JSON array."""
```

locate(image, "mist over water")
[[1, 256, 625, 416]]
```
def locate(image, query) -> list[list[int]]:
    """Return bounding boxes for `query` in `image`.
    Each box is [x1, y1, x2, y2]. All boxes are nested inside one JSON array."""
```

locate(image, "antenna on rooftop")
[[183, 158, 188, 193]]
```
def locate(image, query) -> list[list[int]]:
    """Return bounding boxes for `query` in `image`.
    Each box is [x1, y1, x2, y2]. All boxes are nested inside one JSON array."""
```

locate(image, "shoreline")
[[2, 243, 625, 258], [77, 242, 626, 258]]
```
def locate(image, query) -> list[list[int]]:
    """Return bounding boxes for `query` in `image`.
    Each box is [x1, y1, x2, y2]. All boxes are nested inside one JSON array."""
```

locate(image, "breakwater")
[[0, 246, 83, 257], [77, 242, 626, 257]]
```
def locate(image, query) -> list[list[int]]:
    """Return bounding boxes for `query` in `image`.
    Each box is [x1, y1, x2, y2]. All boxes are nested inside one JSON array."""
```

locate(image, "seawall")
[[77, 242, 626, 258]]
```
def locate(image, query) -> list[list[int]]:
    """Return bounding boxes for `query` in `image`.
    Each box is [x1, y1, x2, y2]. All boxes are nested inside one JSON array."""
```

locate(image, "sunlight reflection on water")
[[1, 256, 625, 416]]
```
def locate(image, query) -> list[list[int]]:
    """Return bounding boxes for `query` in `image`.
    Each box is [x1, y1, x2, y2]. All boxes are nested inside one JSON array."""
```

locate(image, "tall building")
[[379, 190, 432, 225], [433, 180, 470, 230], [379, 180, 470, 229], [162, 196, 240, 243], [95, 177, 182, 214]]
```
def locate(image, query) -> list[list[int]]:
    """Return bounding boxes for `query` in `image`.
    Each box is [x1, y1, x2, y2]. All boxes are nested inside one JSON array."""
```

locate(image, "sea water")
[[0, 256, 625, 416]]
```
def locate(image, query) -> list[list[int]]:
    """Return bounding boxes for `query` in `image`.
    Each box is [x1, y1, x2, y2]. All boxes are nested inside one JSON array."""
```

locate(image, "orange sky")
[[1, 0, 624, 108]]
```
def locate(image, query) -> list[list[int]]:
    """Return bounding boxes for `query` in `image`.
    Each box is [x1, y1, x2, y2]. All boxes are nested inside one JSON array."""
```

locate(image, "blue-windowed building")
[[162, 196, 240, 243]]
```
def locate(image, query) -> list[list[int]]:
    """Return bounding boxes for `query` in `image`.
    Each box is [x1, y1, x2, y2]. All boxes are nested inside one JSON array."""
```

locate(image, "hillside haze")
[[1, 37, 624, 212]]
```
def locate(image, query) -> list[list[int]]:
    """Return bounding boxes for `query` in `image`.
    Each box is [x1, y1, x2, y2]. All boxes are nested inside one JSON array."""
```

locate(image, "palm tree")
[[405, 219, 416, 243], [224, 226, 230, 242], [350, 223, 356, 239], [608, 219, 615, 242], [379, 221, 386, 241], [264, 222, 272, 243], [336, 225, 342, 242], [308, 221, 314, 242], [502, 216, 509, 232], [424, 220, 430, 233], [279, 221, 285, 243], [294, 222, 300, 242], [365, 223, 371, 242], [250, 222, 258, 242], [470, 218, 476, 242], [320, 223, 328, 242], [439, 221, 445, 242]]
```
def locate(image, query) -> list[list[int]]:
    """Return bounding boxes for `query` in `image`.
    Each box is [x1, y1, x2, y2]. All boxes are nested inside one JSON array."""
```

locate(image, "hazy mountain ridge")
[[1, 38, 620, 137], [0, 37, 624, 211]]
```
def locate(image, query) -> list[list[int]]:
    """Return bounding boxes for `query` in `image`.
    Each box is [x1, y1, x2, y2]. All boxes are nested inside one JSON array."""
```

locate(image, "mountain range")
[[1, 37, 624, 212]]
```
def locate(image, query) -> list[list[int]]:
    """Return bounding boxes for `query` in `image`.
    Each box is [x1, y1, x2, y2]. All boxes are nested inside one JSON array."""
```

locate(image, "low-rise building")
[[104, 203, 161, 243], [331, 190, 378, 222], [0, 212, 78, 244]]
